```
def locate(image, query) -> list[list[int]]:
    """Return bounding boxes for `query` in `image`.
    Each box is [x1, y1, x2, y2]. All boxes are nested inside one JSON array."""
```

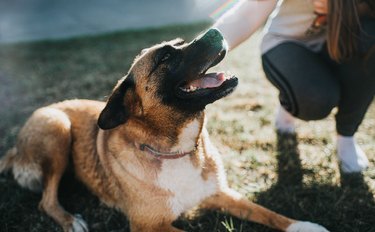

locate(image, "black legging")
[[262, 19, 375, 136]]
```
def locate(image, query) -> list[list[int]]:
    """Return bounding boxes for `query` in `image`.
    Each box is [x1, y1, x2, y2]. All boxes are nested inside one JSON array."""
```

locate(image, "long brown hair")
[[327, 0, 361, 62], [327, 0, 375, 62]]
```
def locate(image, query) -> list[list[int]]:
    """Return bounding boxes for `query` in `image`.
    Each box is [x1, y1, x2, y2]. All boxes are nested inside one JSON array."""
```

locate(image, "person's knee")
[[294, 92, 338, 121], [277, 84, 339, 121], [262, 41, 341, 121]]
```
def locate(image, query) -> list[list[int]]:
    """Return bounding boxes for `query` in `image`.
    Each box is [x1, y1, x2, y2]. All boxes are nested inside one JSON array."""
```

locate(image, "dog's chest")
[[156, 157, 217, 216]]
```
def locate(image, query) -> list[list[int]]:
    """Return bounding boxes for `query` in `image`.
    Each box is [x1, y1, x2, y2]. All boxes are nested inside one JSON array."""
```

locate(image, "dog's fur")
[[0, 29, 328, 232]]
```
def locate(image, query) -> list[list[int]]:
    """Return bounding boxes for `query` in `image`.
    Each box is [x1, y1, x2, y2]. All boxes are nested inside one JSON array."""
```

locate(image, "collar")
[[139, 143, 194, 160]]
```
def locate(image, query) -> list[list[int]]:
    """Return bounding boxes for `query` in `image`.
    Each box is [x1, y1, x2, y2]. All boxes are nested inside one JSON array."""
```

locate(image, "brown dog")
[[0, 29, 328, 232]]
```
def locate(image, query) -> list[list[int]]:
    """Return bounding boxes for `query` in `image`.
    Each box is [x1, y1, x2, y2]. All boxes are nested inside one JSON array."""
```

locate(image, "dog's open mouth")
[[176, 49, 238, 99], [179, 72, 236, 93]]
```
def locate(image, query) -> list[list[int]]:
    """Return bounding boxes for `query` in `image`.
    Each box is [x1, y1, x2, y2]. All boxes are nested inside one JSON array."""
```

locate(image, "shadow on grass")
[[180, 133, 375, 232], [0, 171, 130, 232], [251, 132, 375, 232]]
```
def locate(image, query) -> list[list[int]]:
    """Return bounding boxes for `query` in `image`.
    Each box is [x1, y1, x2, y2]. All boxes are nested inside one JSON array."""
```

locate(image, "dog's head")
[[98, 28, 238, 130]]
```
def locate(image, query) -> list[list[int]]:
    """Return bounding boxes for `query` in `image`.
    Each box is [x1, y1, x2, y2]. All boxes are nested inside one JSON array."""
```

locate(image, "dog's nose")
[[191, 28, 227, 50], [194, 28, 223, 42], [202, 28, 224, 42]]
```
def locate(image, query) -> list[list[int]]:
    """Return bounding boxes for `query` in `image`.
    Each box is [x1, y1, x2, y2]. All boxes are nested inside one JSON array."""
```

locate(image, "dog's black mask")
[[156, 28, 238, 113]]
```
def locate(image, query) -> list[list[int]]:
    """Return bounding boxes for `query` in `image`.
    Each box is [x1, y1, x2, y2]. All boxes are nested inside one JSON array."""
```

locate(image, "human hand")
[[311, 0, 328, 14], [306, 0, 328, 35]]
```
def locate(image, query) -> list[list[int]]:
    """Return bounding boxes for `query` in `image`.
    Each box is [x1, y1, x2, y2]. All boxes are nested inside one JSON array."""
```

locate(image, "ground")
[[0, 23, 374, 232]]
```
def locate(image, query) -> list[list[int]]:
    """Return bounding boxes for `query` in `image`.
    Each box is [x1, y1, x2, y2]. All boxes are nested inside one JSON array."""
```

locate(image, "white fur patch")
[[171, 119, 200, 153], [69, 214, 89, 232], [156, 119, 218, 216], [201, 128, 228, 188], [156, 157, 217, 216], [286, 221, 329, 232], [13, 163, 42, 192]]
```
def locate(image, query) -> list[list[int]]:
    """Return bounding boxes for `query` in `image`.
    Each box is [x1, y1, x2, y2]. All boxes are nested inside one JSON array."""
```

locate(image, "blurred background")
[[0, 0, 231, 43]]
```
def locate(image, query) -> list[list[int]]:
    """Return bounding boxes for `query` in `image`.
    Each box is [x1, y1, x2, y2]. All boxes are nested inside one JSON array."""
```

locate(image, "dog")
[[0, 29, 329, 232]]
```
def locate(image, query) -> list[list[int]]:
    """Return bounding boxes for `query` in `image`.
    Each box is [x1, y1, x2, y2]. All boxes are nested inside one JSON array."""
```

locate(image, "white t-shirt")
[[261, 0, 327, 54]]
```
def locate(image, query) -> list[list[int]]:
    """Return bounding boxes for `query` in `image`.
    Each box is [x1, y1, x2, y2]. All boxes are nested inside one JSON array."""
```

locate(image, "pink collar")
[[139, 143, 194, 160]]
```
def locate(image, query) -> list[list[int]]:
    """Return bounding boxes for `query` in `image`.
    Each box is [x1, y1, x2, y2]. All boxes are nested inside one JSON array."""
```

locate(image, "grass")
[[0, 23, 374, 232]]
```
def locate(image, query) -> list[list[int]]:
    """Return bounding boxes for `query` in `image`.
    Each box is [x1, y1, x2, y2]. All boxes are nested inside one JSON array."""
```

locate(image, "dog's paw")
[[286, 221, 329, 232], [68, 214, 89, 232]]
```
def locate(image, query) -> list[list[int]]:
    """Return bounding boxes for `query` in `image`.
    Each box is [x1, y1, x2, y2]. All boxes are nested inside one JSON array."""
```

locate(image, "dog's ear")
[[98, 76, 134, 130]]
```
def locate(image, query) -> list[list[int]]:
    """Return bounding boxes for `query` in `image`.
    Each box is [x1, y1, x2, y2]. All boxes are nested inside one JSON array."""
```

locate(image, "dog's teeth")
[[180, 87, 189, 92], [188, 85, 198, 92], [226, 71, 233, 79], [180, 85, 200, 93], [225, 72, 235, 79]]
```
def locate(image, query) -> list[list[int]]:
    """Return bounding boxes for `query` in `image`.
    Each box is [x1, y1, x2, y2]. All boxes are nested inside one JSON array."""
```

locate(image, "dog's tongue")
[[188, 72, 226, 89]]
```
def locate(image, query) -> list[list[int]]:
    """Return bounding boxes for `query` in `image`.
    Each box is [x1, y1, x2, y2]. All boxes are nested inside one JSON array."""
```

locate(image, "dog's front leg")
[[201, 189, 329, 232]]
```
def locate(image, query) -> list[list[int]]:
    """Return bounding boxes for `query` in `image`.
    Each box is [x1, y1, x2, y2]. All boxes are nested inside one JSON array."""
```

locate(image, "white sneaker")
[[275, 105, 296, 134], [337, 135, 369, 173]]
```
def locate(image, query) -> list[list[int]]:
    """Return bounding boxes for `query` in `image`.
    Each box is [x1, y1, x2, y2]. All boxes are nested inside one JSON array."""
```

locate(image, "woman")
[[214, 0, 375, 173]]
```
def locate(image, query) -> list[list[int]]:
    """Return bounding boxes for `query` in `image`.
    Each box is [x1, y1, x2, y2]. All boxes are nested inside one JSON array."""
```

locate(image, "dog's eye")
[[160, 53, 171, 62]]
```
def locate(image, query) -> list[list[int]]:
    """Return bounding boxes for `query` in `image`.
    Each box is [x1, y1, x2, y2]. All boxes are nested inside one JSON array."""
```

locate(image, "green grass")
[[0, 23, 374, 232]]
